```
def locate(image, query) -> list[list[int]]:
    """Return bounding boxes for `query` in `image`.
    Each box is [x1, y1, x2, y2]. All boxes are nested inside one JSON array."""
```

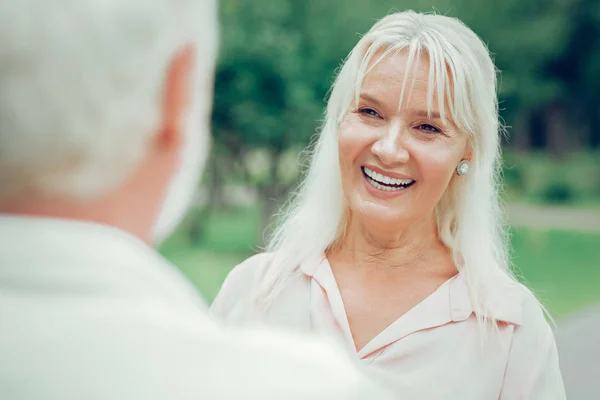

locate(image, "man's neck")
[[0, 195, 155, 245]]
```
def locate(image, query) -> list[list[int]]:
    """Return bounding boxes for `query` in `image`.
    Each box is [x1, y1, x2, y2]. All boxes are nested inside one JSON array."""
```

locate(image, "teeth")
[[363, 167, 414, 187], [366, 176, 404, 192], [395, 178, 413, 185]]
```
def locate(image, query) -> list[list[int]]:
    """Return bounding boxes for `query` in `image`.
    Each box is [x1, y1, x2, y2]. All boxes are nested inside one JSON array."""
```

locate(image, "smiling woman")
[[210, 10, 566, 399], [338, 49, 470, 235]]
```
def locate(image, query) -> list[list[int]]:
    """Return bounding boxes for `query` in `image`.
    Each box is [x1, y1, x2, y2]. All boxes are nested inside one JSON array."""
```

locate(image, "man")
[[0, 0, 392, 399]]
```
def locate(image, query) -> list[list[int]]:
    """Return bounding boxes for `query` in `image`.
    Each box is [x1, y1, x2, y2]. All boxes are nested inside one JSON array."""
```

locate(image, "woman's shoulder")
[[488, 273, 550, 329], [209, 252, 275, 319], [225, 252, 275, 286], [494, 278, 565, 397]]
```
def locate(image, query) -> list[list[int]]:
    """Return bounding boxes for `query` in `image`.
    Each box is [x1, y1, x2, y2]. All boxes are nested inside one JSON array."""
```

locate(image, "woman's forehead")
[[357, 49, 446, 113], [363, 48, 431, 86]]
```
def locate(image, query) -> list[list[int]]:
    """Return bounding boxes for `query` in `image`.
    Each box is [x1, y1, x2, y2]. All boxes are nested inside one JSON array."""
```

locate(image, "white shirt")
[[211, 253, 566, 399], [0, 215, 393, 400]]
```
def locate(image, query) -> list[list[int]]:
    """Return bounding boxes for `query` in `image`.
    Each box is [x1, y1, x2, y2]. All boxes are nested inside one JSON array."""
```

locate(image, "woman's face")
[[338, 49, 470, 232]]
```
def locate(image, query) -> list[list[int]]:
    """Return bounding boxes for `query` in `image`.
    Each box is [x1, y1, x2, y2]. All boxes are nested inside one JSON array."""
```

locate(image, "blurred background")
[[160, 0, 599, 395]]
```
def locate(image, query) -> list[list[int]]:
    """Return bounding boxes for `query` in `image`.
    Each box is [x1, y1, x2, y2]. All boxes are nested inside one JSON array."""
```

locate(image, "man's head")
[[0, 0, 218, 243]]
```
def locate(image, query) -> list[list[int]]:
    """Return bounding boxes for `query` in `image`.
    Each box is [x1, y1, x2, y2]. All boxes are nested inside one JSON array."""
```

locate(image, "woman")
[[211, 11, 565, 399]]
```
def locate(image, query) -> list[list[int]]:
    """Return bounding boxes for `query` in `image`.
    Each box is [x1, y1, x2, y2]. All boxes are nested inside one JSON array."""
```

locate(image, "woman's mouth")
[[362, 166, 416, 192]]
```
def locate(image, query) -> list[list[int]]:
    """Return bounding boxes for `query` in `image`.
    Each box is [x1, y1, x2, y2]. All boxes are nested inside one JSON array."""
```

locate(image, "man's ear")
[[157, 45, 195, 149]]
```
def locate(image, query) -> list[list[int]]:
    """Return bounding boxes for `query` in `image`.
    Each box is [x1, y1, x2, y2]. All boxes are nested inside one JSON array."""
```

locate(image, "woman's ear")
[[463, 143, 473, 162]]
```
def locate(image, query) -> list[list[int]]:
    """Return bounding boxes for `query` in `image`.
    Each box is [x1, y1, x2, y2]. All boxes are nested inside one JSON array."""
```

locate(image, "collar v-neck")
[[303, 255, 477, 359]]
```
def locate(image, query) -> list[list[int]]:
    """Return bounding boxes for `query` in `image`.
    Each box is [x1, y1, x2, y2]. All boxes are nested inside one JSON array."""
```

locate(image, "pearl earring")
[[456, 160, 470, 176]]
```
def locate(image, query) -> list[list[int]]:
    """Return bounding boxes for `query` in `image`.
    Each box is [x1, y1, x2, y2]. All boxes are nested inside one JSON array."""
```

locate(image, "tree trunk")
[[257, 149, 285, 247], [258, 185, 280, 248], [187, 207, 210, 245], [207, 154, 225, 210], [511, 109, 531, 152], [187, 154, 224, 244], [545, 103, 570, 158], [530, 109, 547, 150], [590, 104, 600, 149]]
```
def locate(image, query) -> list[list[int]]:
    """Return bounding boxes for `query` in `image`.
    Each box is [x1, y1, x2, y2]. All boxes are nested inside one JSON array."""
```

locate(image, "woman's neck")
[[330, 214, 456, 276]]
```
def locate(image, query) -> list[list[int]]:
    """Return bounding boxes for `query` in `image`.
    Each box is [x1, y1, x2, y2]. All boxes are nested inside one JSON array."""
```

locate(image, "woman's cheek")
[[338, 117, 376, 165]]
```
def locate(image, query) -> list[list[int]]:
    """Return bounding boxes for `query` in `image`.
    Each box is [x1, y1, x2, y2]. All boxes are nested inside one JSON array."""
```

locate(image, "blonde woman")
[[211, 11, 565, 399]]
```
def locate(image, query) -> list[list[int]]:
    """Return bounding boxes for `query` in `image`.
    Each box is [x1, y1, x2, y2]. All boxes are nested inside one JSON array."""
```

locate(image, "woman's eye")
[[358, 108, 381, 118], [417, 124, 441, 134]]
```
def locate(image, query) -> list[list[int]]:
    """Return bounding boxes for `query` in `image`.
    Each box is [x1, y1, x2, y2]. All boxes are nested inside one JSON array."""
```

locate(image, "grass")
[[159, 206, 258, 300], [162, 247, 246, 302], [160, 206, 600, 319], [510, 227, 600, 318]]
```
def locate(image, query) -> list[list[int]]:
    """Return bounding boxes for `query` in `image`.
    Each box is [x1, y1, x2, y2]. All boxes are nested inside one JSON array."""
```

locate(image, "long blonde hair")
[[259, 10, 518, 324]]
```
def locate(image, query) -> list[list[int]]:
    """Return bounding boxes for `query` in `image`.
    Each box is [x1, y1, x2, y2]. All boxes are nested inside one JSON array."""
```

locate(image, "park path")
[[506, 203, 600, 233], [507, 204, 600, 399], [554, 305, 600, 400], [508, 204, 599, 399]]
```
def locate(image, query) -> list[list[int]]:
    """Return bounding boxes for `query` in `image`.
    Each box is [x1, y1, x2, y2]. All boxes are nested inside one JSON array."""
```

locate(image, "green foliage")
[[502, 151, 600, 206], [213, 0, 600, 152], [214, 0, 325, 152], [540, 181, 575, 204]]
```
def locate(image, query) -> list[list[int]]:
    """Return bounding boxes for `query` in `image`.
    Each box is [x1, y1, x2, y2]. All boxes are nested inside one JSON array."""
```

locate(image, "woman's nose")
[[370, 125, 410, 166]]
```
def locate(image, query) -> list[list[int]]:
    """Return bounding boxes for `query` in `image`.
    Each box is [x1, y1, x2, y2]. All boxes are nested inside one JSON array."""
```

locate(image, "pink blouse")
[[211, 253, 566, 399]]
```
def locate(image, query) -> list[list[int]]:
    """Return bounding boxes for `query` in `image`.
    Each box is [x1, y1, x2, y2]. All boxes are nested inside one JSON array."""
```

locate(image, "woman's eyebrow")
[[358, 93, 385, 108], [410, 109, 442, 120]]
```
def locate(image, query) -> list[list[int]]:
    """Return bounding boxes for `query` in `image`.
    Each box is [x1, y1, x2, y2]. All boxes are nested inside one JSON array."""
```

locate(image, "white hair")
[[0, 0, 217, 200], [260, 10, 523, 325]]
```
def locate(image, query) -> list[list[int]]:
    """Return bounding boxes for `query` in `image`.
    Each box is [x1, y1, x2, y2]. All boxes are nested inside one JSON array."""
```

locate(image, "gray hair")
[[0, 0, 218, 200]]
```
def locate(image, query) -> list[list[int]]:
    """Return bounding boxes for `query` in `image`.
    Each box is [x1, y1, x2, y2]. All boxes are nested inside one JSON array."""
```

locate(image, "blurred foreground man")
[[0, 1, 392, 398]]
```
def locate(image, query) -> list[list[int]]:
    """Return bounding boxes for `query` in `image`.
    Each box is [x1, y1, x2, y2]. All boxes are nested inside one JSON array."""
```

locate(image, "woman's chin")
[[351, 204, 407, 231]]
